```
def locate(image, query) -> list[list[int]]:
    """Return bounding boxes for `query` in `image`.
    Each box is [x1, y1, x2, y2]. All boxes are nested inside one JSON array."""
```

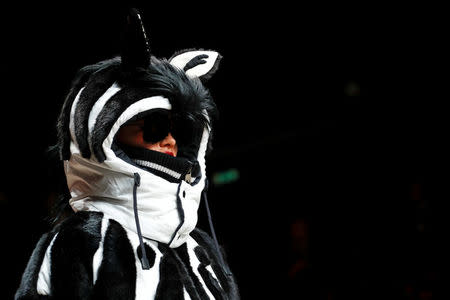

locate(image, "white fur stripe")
[[206, 264, 220, 286], [37, 233, 59, 295], [67, 83, 121, 156], [69, 88, 85, 150], [88, 83, 121, 155], [92, 217, 109, 284], [186, 237, 217, 298], [123, 228, 162, 300], [183, 287, 191, 300]]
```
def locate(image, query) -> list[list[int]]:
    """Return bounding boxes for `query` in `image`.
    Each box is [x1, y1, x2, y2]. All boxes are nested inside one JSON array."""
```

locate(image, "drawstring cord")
[[203, 179, 233, 276], [133, 173, 150, 270], [133, 172, 230, 275]]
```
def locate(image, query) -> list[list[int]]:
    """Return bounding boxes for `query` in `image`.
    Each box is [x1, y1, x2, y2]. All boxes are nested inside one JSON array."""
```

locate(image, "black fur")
[[74, 63, 120, 158], [49, 211, 103, 299], [15, 232, 57, 300], [184, 54, 208, 71], [156, 237, 236, 300], [155, 244, 185, 299], [91, 219, 137, 300], [195, 246, 225, 300], [191, 229, 240, 299], [15, 212, 238, 299], [56, 58, 121, 160], [56, 66, 96, 160], [136, 243, 156, 269], [175, 243, 210, 300]]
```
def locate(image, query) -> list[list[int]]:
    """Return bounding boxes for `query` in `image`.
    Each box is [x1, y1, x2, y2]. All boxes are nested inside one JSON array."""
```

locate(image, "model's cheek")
[[144, 143, 160, 152]]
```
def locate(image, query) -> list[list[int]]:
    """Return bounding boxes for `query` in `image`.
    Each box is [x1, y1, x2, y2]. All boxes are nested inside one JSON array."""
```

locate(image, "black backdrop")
[[1, 2, 442, 299]]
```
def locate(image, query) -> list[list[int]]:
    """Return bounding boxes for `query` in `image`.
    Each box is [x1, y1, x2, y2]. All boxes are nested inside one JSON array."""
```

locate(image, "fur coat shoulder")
[[15, 211, 239, 300]]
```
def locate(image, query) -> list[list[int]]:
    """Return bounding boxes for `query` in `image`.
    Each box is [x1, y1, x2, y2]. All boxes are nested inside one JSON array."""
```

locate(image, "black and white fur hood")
[[15, 9, 240, 300], [55, 9, 222, 248]]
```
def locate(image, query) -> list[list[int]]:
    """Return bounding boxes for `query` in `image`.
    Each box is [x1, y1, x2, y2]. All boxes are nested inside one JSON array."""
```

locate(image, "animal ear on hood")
[[169, 49, 222, 81], [120, 8, 151, 70]]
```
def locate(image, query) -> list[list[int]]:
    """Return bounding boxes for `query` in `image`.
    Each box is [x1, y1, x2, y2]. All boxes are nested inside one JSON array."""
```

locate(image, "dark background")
[[0, 2, 442, 299]]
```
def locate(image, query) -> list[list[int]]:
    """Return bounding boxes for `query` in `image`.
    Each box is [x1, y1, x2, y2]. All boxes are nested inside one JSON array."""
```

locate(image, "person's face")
[[116, 118, 178, 157]]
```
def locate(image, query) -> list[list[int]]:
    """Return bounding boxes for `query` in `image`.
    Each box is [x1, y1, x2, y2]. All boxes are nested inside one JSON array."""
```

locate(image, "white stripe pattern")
[[132, 159, 182, 179], [37, 233, 59, 295], [92, 217, 109, 284]]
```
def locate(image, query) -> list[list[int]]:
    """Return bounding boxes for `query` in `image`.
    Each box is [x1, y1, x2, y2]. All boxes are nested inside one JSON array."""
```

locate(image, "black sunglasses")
[[142, 111, 199, 146], [142, 111, 173, 143]]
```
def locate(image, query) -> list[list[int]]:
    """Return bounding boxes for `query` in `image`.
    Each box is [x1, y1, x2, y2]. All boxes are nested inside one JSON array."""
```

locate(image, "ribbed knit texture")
[[114, 143, 194, 181]]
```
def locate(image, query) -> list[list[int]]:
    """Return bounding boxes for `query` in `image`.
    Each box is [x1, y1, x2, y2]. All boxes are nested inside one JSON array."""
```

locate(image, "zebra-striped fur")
[[15, 212, 239, 300]]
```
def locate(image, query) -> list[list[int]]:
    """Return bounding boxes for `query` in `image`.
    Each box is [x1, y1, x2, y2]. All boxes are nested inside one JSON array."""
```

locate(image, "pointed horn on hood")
[[121, 8, 151, 70]]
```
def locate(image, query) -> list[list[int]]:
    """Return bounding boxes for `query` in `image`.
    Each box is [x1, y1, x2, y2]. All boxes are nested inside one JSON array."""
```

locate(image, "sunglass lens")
[[143, 112, 170, 143]]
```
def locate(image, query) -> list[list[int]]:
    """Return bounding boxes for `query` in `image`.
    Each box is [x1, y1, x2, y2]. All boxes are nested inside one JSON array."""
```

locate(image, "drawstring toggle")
[[133, 172, 150, 270]]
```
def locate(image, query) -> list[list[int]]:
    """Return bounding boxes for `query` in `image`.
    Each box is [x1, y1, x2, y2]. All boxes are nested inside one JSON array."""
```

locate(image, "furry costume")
[[15, 9, 239, 300]]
